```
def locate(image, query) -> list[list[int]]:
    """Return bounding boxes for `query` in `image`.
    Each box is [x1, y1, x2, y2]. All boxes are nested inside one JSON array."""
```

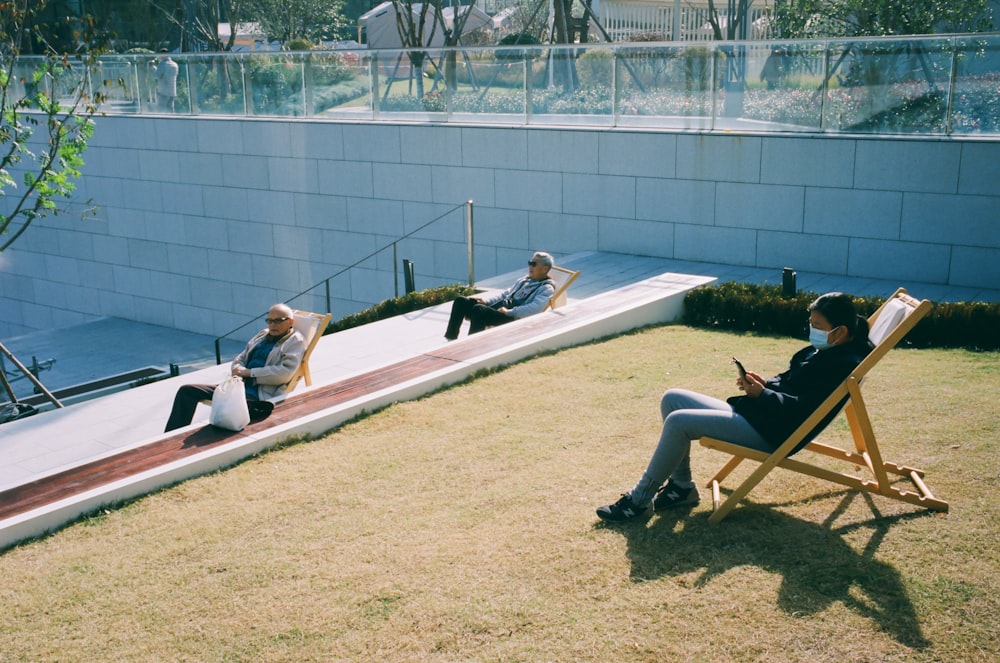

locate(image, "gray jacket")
[[232, 327, 306, 401], [483, 275, 556, 319]]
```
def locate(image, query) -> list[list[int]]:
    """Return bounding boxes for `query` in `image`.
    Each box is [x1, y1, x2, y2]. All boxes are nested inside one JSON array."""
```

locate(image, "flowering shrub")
[[949, 73, 1000, 133]]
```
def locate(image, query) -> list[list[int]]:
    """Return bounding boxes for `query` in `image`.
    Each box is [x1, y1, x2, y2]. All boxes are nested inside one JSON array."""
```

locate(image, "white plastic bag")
[[209, 376, 251, 431]]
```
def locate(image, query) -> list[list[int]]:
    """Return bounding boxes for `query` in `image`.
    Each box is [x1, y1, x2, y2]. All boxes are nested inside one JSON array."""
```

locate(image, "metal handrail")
[[213, 200, 475, 364]]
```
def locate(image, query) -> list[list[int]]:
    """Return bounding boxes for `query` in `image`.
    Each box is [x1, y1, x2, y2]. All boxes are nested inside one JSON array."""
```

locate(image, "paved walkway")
[[1, 251, 996, 549]]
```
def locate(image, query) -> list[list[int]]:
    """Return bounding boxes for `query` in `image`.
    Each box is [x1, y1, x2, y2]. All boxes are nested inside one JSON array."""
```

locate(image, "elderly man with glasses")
[[164, 303, 306, 432], [444, 251, 556, 341]]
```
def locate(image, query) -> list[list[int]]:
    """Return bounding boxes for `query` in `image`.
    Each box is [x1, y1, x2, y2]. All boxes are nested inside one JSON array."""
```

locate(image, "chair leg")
[[844, 382, 892, 492], [707, 442, 799, 524], [708, 455, 744, 485]]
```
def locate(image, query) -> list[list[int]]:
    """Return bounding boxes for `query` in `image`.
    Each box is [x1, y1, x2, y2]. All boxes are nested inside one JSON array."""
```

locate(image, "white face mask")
[[809, 325, 836, 350]]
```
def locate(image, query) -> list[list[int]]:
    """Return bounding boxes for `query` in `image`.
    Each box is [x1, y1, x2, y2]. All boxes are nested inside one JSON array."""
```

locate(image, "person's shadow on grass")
[[596, 490, 932, 650]]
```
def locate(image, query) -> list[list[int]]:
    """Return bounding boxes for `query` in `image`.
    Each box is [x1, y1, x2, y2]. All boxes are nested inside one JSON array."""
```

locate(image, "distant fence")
[[10, 33, 1000, 136]]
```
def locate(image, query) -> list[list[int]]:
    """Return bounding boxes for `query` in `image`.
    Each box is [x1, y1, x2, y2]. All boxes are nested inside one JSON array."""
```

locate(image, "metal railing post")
[[945, 36, 959, 135], [465, 200, 475, 287], [393, 242, 399, 298], [0, 341, 64, 408]]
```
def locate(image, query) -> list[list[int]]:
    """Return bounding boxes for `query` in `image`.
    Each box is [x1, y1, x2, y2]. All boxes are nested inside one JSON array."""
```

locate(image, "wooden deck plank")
[[0, 354, 459, 521]]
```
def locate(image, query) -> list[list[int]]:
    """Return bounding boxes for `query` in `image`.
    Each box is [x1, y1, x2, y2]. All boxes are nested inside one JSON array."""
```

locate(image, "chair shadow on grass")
[[596, 490, 934, 650]]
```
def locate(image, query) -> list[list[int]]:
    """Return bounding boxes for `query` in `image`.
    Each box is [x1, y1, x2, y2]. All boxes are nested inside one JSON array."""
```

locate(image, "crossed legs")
[[444, 296, 514, 340]]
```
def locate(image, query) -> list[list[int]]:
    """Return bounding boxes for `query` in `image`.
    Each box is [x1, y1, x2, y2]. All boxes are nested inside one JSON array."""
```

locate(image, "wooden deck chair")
[[698, 288, 948, 523], [284, 309, 332, 392], [198, 309, 331, 413], [543, 265, 581, 311]]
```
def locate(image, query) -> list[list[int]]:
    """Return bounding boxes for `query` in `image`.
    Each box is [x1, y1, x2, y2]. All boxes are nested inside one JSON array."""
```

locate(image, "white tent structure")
[[359, 2, 492, 49]]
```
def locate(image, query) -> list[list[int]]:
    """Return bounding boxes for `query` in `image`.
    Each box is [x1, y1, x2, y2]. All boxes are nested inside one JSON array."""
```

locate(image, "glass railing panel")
[[444, 47, 528, 124], [304, 50, 373, 120], [94, 57, 142, 113], [737, 41, 828, 132], [371, 48, 448, 122], [528, 45, 615, 126], [181, 54, 243, 116], [241, 53, 309, 117], [46, 59, 91, 108], [820, 37, 953, 134], [615, 42, 716, 130], [7, 57, 43, 106], [950, 34, 1000, 135], [10, 35, 1000, 137]]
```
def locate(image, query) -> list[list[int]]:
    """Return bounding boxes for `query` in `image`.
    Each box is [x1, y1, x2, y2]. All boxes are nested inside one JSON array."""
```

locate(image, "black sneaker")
[[596, 494, 650, 522], [653, 481, 700, 511]]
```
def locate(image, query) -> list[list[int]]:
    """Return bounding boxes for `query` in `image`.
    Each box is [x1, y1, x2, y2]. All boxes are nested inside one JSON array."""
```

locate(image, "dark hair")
[[809, 292, 870, 346]]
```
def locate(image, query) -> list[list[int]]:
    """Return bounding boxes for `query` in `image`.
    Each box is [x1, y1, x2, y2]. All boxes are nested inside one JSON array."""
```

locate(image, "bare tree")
[[703, 0, 755, 116], [388, 0, 485, 98], [250, 0, 347, 47]]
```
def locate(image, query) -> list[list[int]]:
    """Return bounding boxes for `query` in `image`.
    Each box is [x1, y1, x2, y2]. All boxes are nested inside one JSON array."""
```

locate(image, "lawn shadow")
[[597, 491, 934, 650]]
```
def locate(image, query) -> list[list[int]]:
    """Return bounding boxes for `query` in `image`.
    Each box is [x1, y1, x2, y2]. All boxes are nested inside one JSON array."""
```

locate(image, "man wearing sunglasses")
[[444, 251, 556, 340], [164, 303, 306, 431]]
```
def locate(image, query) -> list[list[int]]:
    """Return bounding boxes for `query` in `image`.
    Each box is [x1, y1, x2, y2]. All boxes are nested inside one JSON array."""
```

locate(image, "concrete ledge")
[[0, 270, 714, 552]]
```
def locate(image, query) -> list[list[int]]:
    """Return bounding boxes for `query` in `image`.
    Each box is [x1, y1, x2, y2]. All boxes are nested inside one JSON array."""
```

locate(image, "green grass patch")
[[1, 325, 996, 661]]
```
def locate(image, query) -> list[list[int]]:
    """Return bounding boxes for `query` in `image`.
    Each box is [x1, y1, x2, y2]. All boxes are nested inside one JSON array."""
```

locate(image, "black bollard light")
[[403, 259, 416, 295], [782, 267, 797, 297]]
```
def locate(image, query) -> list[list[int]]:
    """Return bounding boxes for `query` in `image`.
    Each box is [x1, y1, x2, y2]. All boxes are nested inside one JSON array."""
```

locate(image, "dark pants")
[[164, 383, 273, 432], [444, 296, 514, 340]]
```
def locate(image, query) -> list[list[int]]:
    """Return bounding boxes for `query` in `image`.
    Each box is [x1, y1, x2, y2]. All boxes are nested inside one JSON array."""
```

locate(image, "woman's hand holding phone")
[[733, 357, 764, 397]]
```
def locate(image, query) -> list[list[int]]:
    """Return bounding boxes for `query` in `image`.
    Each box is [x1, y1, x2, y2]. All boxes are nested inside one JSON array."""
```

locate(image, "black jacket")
[[728, 341, 871, 450]]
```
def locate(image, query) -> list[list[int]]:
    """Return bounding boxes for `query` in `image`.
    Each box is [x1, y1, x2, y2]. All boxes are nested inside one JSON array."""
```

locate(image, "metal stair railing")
[[213, 200, 476, 364]]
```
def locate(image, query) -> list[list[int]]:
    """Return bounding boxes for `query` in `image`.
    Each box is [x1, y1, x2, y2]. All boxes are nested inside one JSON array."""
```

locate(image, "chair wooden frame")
[[285, 309, 332, 392], [699, 288, 949, 524], [543, 265, 581, 311]]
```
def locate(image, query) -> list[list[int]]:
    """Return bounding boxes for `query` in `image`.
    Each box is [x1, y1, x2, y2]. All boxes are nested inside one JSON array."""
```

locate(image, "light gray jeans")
[[629, 388, 773, 506]]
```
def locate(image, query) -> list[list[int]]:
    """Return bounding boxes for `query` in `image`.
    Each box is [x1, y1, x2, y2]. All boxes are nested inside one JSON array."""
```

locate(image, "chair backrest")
[[544, 265, 581, 311], [781, 288, 929, 453], [853, 288, 931, 382], [285, 309, 332, 392]]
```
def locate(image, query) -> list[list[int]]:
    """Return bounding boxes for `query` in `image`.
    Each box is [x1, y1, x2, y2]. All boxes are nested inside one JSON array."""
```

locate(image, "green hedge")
[[323, 284, 475, 335], [683, 282, 1000, 351]]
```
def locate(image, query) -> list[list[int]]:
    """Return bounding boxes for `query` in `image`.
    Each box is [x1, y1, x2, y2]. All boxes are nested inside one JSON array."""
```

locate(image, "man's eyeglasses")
[[266, 317, 290, 324], [528, 261, 538, 267]]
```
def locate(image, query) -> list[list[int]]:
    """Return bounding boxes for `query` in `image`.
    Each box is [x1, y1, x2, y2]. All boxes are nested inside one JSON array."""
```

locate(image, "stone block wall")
[[1, 115, 997, 338]]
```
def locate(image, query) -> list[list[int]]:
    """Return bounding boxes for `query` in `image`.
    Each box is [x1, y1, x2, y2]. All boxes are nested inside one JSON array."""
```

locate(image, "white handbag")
[[209, 376, 251, 431]]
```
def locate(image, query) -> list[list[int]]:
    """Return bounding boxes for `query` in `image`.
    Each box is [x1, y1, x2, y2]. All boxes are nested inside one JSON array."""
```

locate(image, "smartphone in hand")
[[732, 356, 747, 379]]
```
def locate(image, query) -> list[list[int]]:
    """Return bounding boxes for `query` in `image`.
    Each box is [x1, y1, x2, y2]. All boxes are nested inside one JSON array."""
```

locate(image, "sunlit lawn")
[[1, 325, 997, 662]]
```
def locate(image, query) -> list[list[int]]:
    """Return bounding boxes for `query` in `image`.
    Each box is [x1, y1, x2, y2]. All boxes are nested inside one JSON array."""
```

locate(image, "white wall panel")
[[2, 115, 998, 338]]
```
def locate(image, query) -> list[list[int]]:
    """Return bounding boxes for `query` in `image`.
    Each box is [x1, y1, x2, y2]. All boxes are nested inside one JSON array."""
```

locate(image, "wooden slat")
[[0, 353, 461, 521]]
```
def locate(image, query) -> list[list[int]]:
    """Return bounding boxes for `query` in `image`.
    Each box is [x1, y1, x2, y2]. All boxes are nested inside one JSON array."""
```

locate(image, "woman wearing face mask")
[[597, 292, 871, 522]]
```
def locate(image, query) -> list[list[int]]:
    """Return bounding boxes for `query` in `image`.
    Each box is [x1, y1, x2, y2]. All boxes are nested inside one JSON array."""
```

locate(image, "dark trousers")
[[444, 296, 514, 340], [164, 383, 273, 432]]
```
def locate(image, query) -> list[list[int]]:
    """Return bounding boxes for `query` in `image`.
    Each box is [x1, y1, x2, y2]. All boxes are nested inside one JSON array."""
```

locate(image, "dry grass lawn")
[[1, 325, 997, 662]]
